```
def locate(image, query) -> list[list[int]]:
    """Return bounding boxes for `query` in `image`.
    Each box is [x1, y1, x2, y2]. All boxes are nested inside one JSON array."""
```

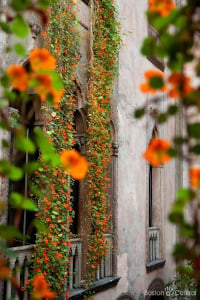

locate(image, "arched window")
[[149, 125, 159, 228], [70, 109, 86, 236]]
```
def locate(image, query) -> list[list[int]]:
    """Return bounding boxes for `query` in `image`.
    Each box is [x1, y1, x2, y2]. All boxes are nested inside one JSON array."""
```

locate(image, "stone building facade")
[[0, 0, 182, 299]]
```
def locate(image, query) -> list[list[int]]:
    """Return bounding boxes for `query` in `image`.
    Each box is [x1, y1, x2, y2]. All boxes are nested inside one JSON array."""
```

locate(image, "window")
[[147, 126, 165, 271], [8, 93, 43, 246]]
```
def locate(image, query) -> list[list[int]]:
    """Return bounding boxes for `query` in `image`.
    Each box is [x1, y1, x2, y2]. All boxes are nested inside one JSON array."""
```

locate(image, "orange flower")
[[32, 73, 64, 105], [143, 138, 172, 166], [0, 259, 10, 279], [60, 149, 88, 180], [29, 48, 56, 71], [6, 65, 29, 91], [189, 168, 200, 188], [168, 73, 194, 98], [31, 274, 55, 299], [140, 70, 166, 94], [148, 0, 176, 17]]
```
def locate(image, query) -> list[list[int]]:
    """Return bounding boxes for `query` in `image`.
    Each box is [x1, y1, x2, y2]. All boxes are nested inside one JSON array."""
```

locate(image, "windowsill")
[[146, 259, 166, 273], [69, 277, 121, 299]]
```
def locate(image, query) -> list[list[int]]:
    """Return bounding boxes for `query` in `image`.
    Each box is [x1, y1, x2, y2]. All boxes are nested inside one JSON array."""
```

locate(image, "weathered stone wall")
[[95, 0, 177, 299]]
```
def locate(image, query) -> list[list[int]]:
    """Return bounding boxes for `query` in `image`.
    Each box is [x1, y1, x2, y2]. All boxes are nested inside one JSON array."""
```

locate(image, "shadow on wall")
[[116, 292, 134, 300]]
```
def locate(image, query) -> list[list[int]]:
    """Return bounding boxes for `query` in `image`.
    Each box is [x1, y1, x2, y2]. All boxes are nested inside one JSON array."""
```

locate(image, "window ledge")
[[69, 276, 121, 299], [146, 259, 166, 273]]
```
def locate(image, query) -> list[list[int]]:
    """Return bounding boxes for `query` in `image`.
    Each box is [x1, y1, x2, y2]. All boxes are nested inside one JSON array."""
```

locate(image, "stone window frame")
[[146, 124, 166, 272]]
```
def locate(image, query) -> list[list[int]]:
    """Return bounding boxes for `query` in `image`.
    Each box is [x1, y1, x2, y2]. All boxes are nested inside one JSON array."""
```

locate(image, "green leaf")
[[0, 22, 10, 33], [10, 15, 30, 38], [9, 192, 37, 211], [0, 159, 23, 180], [33, 220, 50, 233], [149, 76, 164, 89], [153, 9, 180, 31], [177, 188, 195, 201], [34, 128, 60, 166], [11, 0, 30, 11], [134, 108, 145, 118], [24, 161, 40, 174], [141, 37, 154, 56], [190, 144, 200, 154], [168, 211, 184, 224], [168, 105, 178, 115], [0, 241, 17, 258], [173, 137, 187, 145], [157, 113, 168, 123], [15, 134, 36, 154], [188, 123, 200, 139], [180, 224, 194, 238], [38, 0, 52, 9], [0, 225, 22, 240], [50, 71, 63, 91], [173, 243, 188, 260], [13, 43, 27, 57]]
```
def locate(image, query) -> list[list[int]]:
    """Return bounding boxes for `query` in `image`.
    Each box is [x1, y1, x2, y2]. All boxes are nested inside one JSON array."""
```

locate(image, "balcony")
[[146, 227, 165, 272], [3, 235, 113, 299]]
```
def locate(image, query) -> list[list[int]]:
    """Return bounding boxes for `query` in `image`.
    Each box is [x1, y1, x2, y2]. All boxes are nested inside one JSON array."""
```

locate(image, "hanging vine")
[[86, 0, 121, 283], [32, 0, 79, 298]]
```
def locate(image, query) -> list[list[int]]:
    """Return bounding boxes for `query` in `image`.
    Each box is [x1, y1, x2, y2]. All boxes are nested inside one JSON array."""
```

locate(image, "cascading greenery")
[[86, 0, 121, 283], [33, 0, 121, 295], [32, 0, 79, 298]]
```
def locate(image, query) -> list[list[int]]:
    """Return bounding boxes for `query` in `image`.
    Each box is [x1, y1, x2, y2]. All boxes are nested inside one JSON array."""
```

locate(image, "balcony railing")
[[96, 234, 112, 280], [4, 244, 34, 300], [148, 226, 160, 262], [3, 235, 112, 299]]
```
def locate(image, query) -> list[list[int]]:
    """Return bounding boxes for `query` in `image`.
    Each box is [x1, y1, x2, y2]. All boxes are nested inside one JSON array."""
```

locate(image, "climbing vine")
[[86, 0, 121, 283], [32, 0, 79, 298]]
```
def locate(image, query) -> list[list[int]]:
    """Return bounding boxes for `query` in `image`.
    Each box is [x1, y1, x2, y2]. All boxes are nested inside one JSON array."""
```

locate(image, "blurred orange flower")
[[6, 65, 29, 91], [168, 73, 194, 98], [140, 70, 166, 94], [60, 149, 88, 180], [189, 168, 200, 188], [148, 0, 176, 17], [29, 48, 56, 72], [0, 259, 10, 279], [143, 138, 172, 166], [32, 73, 64, 105], [31, 273, 55, 299]]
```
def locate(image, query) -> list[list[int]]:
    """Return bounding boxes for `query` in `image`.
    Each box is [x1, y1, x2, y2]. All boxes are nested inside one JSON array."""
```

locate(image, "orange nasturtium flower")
[[143, 138, 172, 166], [29, 48, 56, 72], [140, 70, 166, 94], [189, 168, 200, 188], [0, 259, 10, 280], [60, 149, 88, 180], [32, 73, 64, 105], [168, 73, 194, 99], [31, 274, 55, 299], [6, 65, 29, 91], [148, 0, 176, 17]]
